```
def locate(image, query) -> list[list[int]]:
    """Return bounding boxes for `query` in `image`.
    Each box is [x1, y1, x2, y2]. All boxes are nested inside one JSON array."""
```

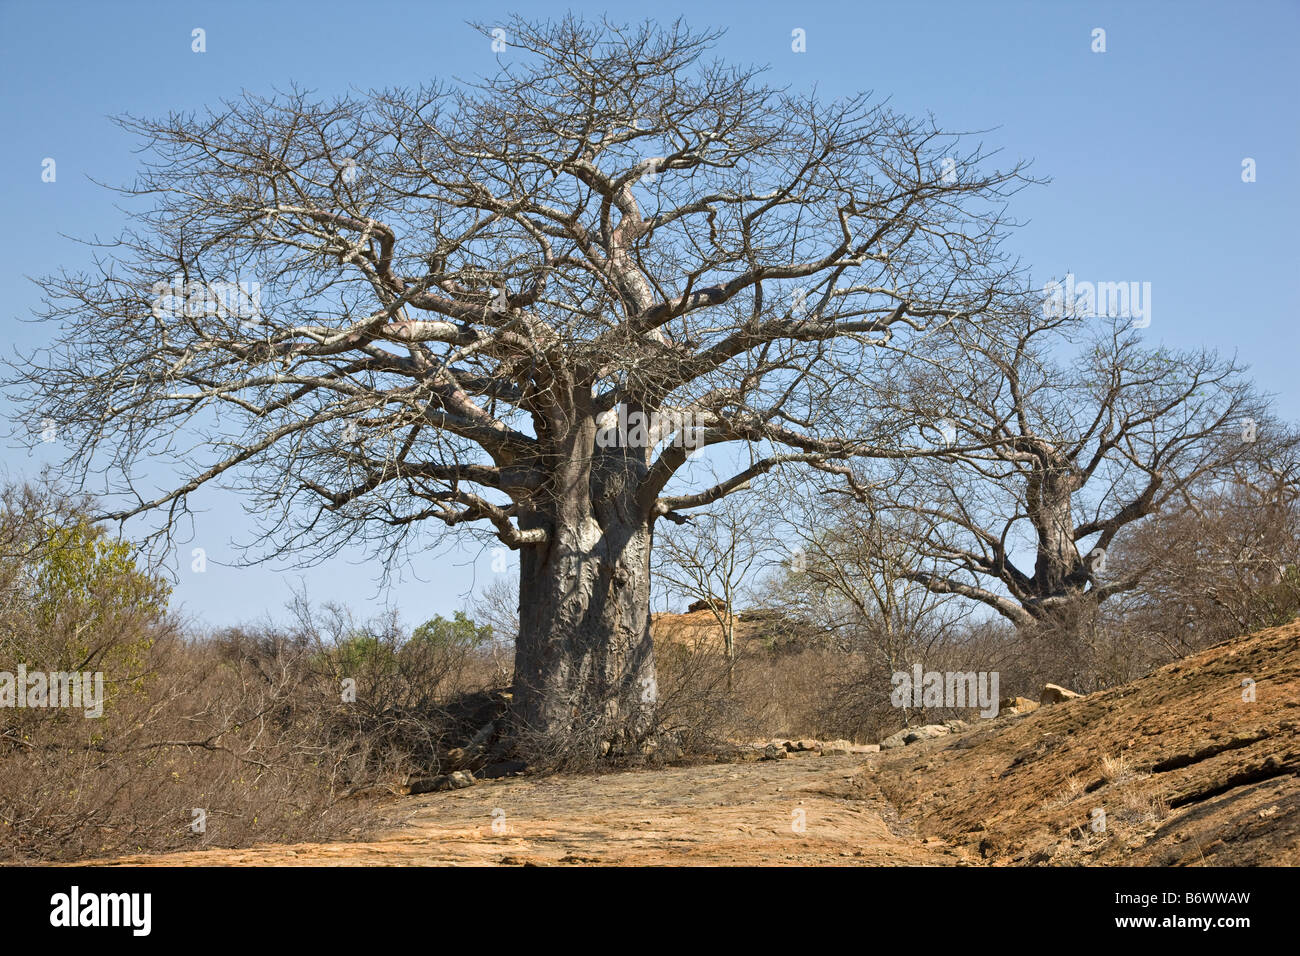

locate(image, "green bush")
[[410, 611, 493, 653]]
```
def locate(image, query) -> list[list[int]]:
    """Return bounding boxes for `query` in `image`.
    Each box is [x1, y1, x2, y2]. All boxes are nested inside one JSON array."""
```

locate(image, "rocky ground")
[[73, 620, 1299, 866], [875, 619, 1300, 866]]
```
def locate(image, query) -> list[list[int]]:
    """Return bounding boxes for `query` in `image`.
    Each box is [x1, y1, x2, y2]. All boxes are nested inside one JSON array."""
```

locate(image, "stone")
[[880, 724, 952, 749], [999, 696, 1040, 716], [1041, 684, 1083, 705], [904, 725, 953, 745], [762, 742, 788, 760], [687, 597, 726, 613]]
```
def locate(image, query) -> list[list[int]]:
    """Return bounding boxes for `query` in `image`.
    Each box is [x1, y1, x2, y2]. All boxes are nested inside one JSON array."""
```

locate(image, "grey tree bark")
[[514, 435, 658, 743]]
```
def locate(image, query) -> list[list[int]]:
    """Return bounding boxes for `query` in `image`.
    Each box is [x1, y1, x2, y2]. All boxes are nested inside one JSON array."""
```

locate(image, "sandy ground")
[[86, 752, 966, 866]]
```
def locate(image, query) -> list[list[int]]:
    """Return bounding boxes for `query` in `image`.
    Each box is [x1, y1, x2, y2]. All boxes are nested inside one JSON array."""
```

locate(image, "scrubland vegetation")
[[3, 458, 1295, 863]]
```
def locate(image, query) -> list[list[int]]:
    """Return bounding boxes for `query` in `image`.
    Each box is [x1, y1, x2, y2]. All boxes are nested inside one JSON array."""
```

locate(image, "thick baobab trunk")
[[1031, 506, 1084, 600], [512, 458, 658, 753], [1024, 463, 1092, 625]]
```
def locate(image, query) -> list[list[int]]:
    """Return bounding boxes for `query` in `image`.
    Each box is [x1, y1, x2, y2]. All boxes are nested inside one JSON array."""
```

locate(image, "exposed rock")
[[1025, 844, 1060, 864], [408, 770, 476, 794], [651, 607, 748, 651], [880, 724, 953, 749], [999, 696, 1040, 716], [1041, 683, 1083, 705], [875, 620, 1300, 866], [907, 724, 955, 744], [687, 597, 727, 613], [761, 742, 788, 760]]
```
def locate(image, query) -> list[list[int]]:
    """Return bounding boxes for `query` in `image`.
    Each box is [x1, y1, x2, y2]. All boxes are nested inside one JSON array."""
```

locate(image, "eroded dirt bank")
[[874, 620, 1300, 866]]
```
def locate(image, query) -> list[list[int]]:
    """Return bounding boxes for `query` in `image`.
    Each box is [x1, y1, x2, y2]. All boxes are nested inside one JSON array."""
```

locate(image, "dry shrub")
[[1, 629, 360, 862], [647, 608, 1184, 748], [0, 478, 508, 862], [653, 637, 745, 750], [0, 606, 512, 862]]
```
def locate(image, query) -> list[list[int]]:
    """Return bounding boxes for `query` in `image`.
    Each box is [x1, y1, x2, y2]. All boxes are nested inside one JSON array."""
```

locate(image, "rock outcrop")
[[1040, 683, 1083, 704]]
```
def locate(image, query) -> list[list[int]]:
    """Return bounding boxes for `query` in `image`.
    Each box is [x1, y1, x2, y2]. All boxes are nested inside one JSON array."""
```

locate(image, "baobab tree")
[[841, 309, 1277, 630], [9, 16, 1029, 751]]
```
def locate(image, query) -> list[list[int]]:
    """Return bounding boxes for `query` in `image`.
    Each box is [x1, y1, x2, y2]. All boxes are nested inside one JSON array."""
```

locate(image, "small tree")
[[774, 494, 965, 670], [472, 574, 520, 686], [411, 610, 493, 652], [1, 479, 169, 677], [654, 483, 767, 688], [1108, 442, 1300, 651], [765, 487, 972, 732]]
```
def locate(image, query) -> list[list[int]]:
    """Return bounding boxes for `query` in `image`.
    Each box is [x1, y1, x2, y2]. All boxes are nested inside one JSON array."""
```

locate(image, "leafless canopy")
[[836, 310, 1277, 627], [9, 15, 1031, 567]]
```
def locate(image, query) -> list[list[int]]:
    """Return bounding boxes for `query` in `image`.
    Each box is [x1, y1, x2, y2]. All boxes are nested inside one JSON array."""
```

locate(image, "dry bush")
[[637, 447, 1298, 749], [730, 645, 862, 740], [1106, 469, 1300, 662], [654, 634, 1001, 747], [1, 629, 368, 862], [0, 478, 509, 862], [1, 604, 509, 863], [653, 637, 748, 749]]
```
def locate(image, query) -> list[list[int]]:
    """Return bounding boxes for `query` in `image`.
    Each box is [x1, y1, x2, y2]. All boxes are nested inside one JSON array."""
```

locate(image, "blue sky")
[[1, 0, 1297, 629]]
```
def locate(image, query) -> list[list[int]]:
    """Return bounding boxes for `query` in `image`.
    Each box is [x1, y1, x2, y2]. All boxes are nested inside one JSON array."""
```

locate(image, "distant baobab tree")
[[843, 309, 1278, 630]]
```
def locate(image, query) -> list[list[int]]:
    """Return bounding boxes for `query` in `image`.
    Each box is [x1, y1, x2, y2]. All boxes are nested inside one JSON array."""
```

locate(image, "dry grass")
[[1099, 753, 1130, 784]]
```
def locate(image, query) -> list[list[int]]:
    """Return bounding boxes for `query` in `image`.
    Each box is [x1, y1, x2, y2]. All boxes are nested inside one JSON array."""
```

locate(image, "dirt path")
[[86, 753, 967, 866]]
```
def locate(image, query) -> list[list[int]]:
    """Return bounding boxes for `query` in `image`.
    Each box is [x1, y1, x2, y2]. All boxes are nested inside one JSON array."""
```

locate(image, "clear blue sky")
[[1, 0, 1297, 629]]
